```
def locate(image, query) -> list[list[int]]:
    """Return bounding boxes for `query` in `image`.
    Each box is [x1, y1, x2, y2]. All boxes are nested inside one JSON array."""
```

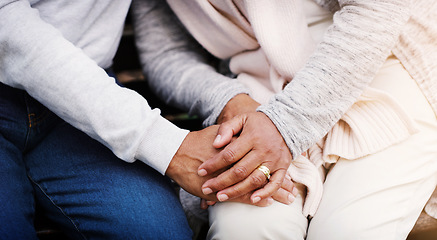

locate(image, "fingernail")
[[292, 187, 298, 196], [217, 194, 229, 202], [267, 197, 274, 206], [252, 196, 261, 204], [288, 194, 295, 204], [202, 187, 213, 195], [213, 135, 222, 145], [198, 168, 207, 176]]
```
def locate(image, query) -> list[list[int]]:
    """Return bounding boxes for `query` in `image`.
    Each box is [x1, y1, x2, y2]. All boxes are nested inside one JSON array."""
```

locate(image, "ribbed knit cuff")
[[135, 116, 189, 175]]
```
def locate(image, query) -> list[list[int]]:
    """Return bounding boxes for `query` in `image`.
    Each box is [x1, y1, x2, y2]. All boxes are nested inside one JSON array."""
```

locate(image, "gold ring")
[[257, 165, 271, 180]]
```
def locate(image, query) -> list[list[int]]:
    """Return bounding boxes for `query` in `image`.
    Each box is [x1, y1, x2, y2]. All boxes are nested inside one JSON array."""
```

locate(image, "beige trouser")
[[207, 57, 437, 240]]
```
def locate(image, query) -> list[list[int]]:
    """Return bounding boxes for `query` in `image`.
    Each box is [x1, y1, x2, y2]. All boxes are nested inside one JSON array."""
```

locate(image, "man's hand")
[[166, 125, 222, 201], [198, 112, 293, 204]]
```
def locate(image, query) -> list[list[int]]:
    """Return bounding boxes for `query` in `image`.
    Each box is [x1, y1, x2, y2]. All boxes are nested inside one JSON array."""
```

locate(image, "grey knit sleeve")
[[131, 0, 249, 127], [258, 0, 411, 157]]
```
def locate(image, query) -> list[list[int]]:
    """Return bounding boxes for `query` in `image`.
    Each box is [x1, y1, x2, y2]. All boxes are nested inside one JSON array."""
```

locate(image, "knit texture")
[[132, 0, 250, 127], [167, 0, 436, 216], [0, 0, 191, 174]]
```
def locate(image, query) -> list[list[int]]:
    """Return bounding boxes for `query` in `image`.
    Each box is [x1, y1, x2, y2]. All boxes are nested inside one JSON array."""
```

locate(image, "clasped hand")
[[167, 94, 296, 207], [199, 111, 294, 205], [167, 120, 296, 207]]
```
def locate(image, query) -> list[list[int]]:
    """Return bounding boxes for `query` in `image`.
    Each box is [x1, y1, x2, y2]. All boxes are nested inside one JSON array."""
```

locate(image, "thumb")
[[213, 114, 246, 148]]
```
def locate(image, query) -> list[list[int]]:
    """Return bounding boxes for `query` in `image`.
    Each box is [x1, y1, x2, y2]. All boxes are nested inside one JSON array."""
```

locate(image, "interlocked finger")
[[215, 164, 273, 202], [256, 165, 271, 180], [250, 169, 287, 203], [201, 151, 261, 195]]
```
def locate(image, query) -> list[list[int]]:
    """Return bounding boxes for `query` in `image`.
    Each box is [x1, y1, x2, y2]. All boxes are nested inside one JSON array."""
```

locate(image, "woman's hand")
[[198, 112, 293, 203], [200, 172, 298, 209], [217, 94, 260, 124]]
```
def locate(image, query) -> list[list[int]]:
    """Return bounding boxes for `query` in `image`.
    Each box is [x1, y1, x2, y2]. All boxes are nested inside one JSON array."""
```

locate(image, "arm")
[[169, 124, 298, 206], [0, 0, 187, 174], [198, 0, 412, 201], [131, 0, 300, 204], [131, 0, 250, 127], [259, 0, 412, 157]]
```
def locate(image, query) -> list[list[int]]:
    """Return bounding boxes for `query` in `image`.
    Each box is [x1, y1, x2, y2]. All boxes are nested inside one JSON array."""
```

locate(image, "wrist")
[[217, 94, 260, 124]]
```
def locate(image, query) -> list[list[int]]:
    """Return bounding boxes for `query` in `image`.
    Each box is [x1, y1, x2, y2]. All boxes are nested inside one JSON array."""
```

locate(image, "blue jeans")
[[0, 83, 192, 239]]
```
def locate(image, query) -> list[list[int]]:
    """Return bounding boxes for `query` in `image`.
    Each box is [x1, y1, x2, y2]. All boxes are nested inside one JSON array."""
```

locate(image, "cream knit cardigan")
[[167, 0, 437, 217]]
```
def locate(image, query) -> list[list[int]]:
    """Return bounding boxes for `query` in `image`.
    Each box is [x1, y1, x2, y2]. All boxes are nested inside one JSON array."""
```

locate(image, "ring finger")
[[201, 151, 262, 195], [215, 163, 274, 202]]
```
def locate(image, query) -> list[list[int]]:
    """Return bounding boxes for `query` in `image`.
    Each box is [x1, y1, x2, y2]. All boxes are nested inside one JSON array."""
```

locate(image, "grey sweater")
[[131, 0, 249, 126], [136, 0, 437, 160], [260, 0, 437, 157], [166, 0, 437, 158]]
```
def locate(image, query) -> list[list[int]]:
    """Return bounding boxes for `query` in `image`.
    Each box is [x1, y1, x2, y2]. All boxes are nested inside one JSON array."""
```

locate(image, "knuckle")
[[207, 179, 224, 191], [250, 174, 266, 186], [218, 122, 228, 130], [208, 183, 221, 192], [222, 149, 236, 164], [265, 147, 274, 155], [271, 179, 282, 189], [283, 180, 294, 190], [230, 185, 244, 196], [213, 178, 229, 190], [232, 166, 248, 179]]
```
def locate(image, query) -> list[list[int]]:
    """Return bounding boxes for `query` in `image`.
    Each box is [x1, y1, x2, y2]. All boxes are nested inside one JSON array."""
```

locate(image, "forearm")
[[0, 0, 187, 173], [131, 0, 249, 126], [258, 0, 411, 157]]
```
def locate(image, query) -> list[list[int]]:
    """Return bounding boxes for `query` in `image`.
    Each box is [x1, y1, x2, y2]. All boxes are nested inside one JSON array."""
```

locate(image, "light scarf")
[[168, 0, 419, 217], [168, 0, 327, 216], [168, 0, 316, 104]]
